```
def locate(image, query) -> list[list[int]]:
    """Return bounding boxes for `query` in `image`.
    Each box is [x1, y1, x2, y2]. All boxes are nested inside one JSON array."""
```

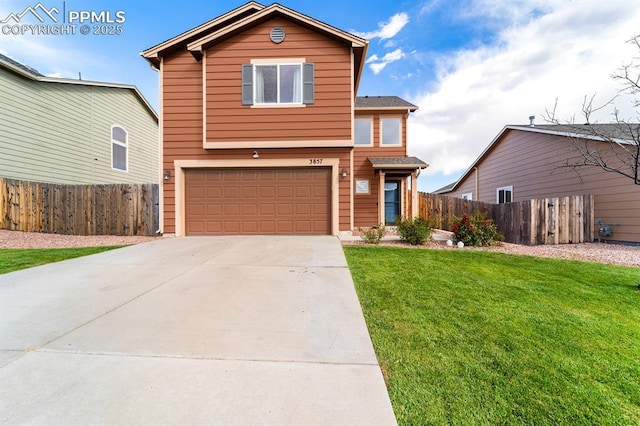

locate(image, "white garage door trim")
[[174, 158, 341, 237]]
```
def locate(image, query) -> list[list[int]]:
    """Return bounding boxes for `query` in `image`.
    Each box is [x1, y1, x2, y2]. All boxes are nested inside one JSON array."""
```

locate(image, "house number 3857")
[[309, 158, 323, 165]]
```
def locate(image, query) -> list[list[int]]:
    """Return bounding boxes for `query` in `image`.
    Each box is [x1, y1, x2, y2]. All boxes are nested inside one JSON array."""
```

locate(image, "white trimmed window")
[[461, 193, 472, 200], [497, 186, 513, 204], [111, 125, 128, 172], [242, 62, 314, 106], [354, 118, 373, 146], [381, 117, 401, 146]]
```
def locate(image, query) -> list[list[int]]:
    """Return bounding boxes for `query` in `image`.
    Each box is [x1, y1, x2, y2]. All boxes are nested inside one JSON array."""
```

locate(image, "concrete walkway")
[[0, 236, 396, 425]]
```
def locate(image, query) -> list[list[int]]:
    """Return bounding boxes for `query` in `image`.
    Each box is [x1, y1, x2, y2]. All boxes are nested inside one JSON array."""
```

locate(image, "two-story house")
[[142, 1, 427, 236], [0, 53, 158, 185]]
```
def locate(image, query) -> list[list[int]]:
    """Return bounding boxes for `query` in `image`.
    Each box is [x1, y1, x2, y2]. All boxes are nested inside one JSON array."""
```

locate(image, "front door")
[[384, 180, 400, 225]]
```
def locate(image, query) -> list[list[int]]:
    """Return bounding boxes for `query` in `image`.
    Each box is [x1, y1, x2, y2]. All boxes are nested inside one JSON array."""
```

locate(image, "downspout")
[[473, 167, 479, 200]]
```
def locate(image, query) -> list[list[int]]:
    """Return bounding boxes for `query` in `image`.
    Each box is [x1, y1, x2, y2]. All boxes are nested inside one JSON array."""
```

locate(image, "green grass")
[[0, 246, 124, 274], [344, 247, 640, 425]]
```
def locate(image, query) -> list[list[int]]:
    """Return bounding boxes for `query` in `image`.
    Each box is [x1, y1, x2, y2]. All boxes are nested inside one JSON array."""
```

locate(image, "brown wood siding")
[[185, 167, 331, 235], [353, 111, 408, 227], [161, 28, 353, 234], [204, 17, 352, 142], [448, 129, 640, 243], [167, 148, 351, 233], [162, 50, 204, 234]]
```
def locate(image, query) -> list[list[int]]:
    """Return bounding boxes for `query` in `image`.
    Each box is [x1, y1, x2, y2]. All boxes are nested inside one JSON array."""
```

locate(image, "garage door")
[[185, 168, 331, 235]]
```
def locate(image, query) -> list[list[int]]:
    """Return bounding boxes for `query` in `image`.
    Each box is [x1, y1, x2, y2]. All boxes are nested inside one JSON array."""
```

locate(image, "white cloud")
[[409, 0, 640, 191], [365, 54, 379, 64], [353, 12, 409, 40], [370, 62, 388, 74], [419, 0, 443, 16], [368, 48, 406, 74], [381, 49, 405, 62]]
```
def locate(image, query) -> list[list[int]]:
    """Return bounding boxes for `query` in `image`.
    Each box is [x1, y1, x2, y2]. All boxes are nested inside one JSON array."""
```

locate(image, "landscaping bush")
[[396, 217, 433, 245], [358, 224, 386, 244], [452, 211, 503, 246]]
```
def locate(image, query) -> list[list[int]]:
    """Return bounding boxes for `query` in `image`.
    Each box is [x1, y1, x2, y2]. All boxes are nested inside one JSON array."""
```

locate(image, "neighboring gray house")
[[0, 54, 158, 184], [435, 123, 640, 244]]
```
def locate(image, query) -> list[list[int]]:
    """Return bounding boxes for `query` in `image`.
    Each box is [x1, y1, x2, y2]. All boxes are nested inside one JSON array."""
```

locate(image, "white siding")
[[0, 67, 158, 184]]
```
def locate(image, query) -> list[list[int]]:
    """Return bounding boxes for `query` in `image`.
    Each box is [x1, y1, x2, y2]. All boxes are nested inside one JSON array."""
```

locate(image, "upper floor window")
[[242, 61, 314, 106], [354, 118, 372, 146], [111, 125, 128, 172], [497, 186, 513, 203], [381, 117, 401, 146]]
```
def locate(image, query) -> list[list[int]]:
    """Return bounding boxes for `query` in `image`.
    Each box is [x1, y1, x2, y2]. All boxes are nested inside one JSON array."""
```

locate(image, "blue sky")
[[1, 0, 638, 192]]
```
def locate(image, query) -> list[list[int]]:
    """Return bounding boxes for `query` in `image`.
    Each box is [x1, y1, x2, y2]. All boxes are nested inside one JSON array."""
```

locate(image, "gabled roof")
[[368, 156, 428, 170], [432, 182, 455, 194], [186, 3, 367, 53], [434, 123, 640, 194], [508, 123, 640, 145], [0, 54, 157, 120], [0, 53, 42, 77], [355, 96, 418, 112], [141, 2, 369, 93], [141, 2, 265, 68]]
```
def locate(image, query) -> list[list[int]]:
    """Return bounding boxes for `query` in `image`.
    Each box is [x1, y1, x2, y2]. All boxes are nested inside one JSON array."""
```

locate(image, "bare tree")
[[613, 34, 640, 108], [544, 35, 640, 185]]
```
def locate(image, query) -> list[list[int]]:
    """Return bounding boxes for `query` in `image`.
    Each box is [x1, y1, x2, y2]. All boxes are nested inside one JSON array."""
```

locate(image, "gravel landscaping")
[[0, 230, 158, 249], [343, 231, 640, 268], [0, 229, 638, 268]]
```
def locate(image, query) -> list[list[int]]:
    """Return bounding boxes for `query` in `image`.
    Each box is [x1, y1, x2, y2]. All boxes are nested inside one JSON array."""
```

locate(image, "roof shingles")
[[355, 96, 417, 111], [368, 156, 428, 169], [0, 53, 43, 77], [510, 123, 640, 141]]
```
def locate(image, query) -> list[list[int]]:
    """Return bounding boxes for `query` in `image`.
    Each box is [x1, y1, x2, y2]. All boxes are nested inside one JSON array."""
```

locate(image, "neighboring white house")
[[0, 53, 158, 184]]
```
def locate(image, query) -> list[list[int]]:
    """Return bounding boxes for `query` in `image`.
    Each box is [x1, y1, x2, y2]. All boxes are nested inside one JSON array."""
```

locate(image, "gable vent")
[[270, 27, 286, 44]]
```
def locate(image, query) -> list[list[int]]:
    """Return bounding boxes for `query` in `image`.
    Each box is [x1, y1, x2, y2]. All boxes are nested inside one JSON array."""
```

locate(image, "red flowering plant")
[[452, 211, 503, 246]]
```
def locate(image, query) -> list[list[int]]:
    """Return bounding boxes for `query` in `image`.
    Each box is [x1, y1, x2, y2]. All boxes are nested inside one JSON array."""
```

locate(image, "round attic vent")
[[270, 27, 285, 44]]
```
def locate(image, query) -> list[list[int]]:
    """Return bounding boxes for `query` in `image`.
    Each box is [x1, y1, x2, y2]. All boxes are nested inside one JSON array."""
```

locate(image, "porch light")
[[253, 151, 259, 159], [163, 170, 171, 180], [341, 168, 348, 178]]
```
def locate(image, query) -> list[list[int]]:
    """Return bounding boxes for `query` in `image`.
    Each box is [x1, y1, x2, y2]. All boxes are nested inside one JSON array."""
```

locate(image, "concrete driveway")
[[0, 236, 396, 425]]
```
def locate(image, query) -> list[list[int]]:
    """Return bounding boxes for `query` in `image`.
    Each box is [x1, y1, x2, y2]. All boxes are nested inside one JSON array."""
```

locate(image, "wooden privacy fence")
[[417, 193, 594, 245], [0, 178, 159, 236]]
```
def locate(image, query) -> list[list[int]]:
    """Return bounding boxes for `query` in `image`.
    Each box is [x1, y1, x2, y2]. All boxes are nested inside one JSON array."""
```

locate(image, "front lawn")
[[0, 246, 123, 274], [344, 246, 640, 425]]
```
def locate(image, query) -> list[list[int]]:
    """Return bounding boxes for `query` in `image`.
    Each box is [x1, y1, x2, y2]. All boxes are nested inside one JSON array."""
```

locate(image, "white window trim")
[[461, 193, 472, 200], [380, 116, 403, 147], [354, 117, 373, 147], [496, 185, 513, 203], [251, 58, 306, 64], [250, 60, 304, 107], [111, 124, 128, 172]]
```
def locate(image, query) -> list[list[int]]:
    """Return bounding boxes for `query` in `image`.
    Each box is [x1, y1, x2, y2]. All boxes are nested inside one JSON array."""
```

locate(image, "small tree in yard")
[[545, 34, 640, 185]]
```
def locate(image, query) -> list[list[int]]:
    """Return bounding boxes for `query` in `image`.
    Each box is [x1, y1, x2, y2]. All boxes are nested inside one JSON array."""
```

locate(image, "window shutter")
[[302, 63, 314, 104], [241, 64, 253, 105]]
